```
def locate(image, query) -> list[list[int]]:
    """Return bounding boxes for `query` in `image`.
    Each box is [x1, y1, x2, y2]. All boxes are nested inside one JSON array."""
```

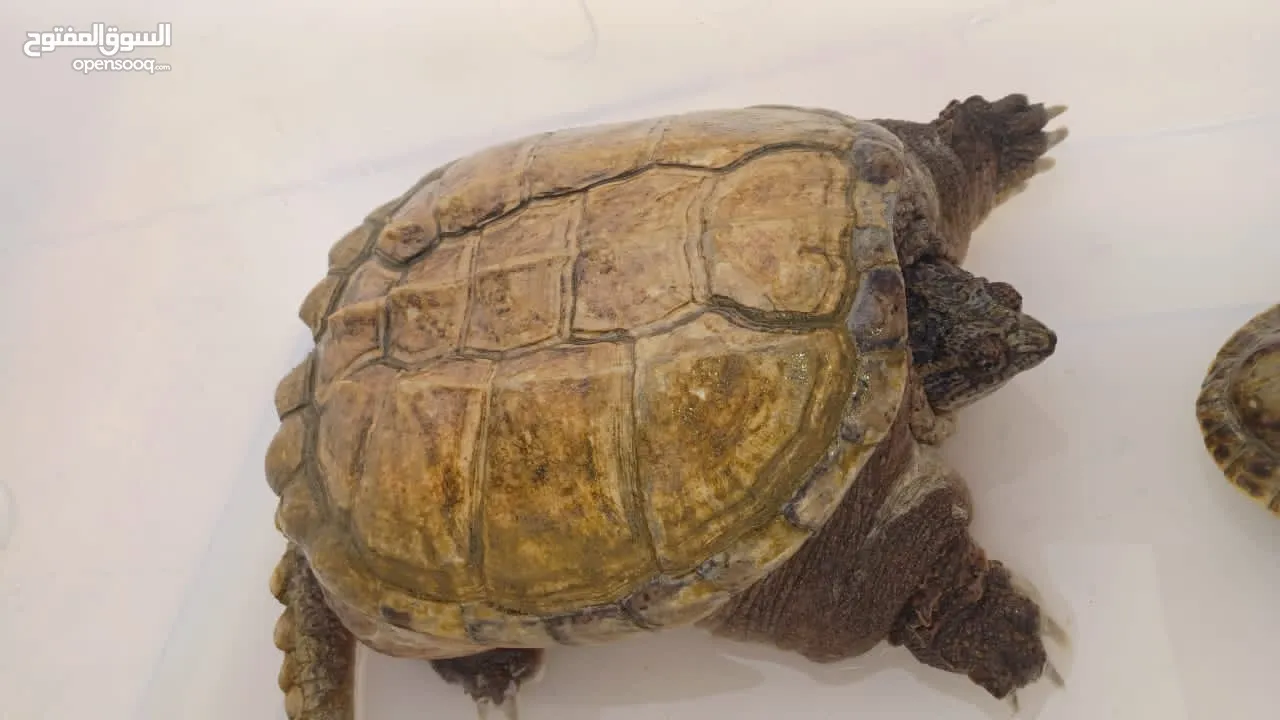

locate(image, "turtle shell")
[[1197, 303, 1280, 514], [263, 106, 913, 657]]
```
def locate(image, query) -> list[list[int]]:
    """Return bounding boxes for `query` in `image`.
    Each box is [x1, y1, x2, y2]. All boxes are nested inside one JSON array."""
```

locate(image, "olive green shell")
[[263, 106, 913, 658], [1197, 303, 1280, 514]]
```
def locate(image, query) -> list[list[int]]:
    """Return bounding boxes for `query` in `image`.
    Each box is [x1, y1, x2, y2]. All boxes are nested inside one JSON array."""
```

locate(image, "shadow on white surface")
[[2, 1, 1279, 719]]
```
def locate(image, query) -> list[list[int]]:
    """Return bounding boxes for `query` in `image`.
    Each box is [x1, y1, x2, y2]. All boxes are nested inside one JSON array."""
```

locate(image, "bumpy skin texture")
[[265, 93, 1068, 715], [906, 258, 1058, 414], [889, 531, 1048, 698], [430, 648, 545, 709], [704, 93, 1067, 701], [903, 258, 1057, 445], [271, 544, 356, 720], [1196, 303, 1280, 513], [703, 373, 1049, 699], [876, 94, 1068, 267]]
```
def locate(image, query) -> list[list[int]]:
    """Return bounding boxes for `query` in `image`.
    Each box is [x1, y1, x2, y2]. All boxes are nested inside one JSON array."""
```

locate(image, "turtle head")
[[905, 258, 1057, 413], [929, 94, 1069, 228]]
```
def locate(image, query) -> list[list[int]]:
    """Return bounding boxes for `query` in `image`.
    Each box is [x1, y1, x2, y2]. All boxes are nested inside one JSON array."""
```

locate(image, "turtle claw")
[[475, 692, 520, 720], [1045, 104, 1068, 121], [998, 659, 1061, 719], [1041, 610, 1071, 652], [1044, 658, 1065, 688], [499, 694, 520, 720], [993, 179, 1030, 208], [1005, 691, 1021, 717], [1045, 126, 1069, 150]]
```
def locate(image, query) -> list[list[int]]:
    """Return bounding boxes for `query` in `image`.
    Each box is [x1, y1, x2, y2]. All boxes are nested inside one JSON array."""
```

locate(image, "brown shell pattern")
[[263, 106, 913, 655], [1197, 303, 1280, 514]]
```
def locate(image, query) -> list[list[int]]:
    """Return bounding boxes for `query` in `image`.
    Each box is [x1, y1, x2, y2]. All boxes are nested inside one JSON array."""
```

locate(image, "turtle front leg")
[[877, 94, 1068, 265], [271, 543, 358, 720], [931, 94, 1069, 212], [430, 648, 546, 720]]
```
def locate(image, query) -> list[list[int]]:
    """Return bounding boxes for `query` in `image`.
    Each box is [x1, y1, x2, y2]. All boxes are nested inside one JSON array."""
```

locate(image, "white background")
[[2, 1, 1278, 719]]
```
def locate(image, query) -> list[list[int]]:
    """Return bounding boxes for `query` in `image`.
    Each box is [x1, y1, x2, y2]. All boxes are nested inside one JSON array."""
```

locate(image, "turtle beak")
[[1008, 313, 1057, 372]]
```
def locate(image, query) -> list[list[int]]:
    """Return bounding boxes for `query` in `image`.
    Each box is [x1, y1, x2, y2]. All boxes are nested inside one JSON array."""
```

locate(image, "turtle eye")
[[986, 281, 1022, 312]]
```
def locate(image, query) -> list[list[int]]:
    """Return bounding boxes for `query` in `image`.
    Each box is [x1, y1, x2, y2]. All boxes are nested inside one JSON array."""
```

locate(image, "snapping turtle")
[[1197, 303, 1280, 514], [264, 93, 1068, 719]]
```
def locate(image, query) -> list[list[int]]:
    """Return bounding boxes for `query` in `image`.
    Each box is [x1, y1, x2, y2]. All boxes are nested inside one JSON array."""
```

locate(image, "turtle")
[[1196, 303, 1280, 514], [263, 93, 1070, 720]]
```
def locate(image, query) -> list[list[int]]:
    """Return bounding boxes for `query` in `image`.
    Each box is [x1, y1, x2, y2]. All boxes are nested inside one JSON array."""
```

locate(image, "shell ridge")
[[619, 339, 660, 570], [687, 176, 719, 305], [412, 141, 853, 247], [642, 116, 673, 165], [469, 360, 501, 598], [518, 132, 553, 205], [778, 127, 910, 532], [452, 231, 484, 354], [558, 195, 587, 340]]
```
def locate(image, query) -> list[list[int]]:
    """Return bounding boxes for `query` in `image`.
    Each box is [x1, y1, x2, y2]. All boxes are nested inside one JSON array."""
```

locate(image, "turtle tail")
[[270, 543, 357, 720]]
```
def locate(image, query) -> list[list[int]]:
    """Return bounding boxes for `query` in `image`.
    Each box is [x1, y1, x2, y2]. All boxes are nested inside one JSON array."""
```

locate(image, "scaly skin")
[[271, 544, 357, 720]]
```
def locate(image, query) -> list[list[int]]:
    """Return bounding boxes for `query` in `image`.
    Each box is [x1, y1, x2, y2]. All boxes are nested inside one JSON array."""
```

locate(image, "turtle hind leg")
[[271, 543, 357, 720], [430, 648, 546, 720]]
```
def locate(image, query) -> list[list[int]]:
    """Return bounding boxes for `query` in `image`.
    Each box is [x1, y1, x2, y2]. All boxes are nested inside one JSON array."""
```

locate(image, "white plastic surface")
[[2, 1, 1279, 719], [0, 482, 13, 550]]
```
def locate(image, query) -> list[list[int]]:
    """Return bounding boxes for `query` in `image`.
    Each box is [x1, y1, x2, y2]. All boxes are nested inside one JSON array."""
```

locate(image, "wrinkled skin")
[[876, 93, 1069, 267], [702, 94, 1068, 711]]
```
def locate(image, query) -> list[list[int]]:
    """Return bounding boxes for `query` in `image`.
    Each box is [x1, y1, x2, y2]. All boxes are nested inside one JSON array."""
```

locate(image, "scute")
[[480, 342, 654, 611], [632, 312, 853, 575], [702, 150, 853, 315], [266, 105, 913, 656], [574, 170, 708, 333], [1197, 303, 1280, 514]]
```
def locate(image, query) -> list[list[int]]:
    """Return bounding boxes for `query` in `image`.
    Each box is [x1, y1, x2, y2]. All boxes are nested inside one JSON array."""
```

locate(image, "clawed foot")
[[1005, 658, 1064, 718], [990, 95, 1068, 205], [935, 93, 1069, 207], [1003, 570, 1070, 717], [431, 648, 545, 720], [476, 692, 520, 720]]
